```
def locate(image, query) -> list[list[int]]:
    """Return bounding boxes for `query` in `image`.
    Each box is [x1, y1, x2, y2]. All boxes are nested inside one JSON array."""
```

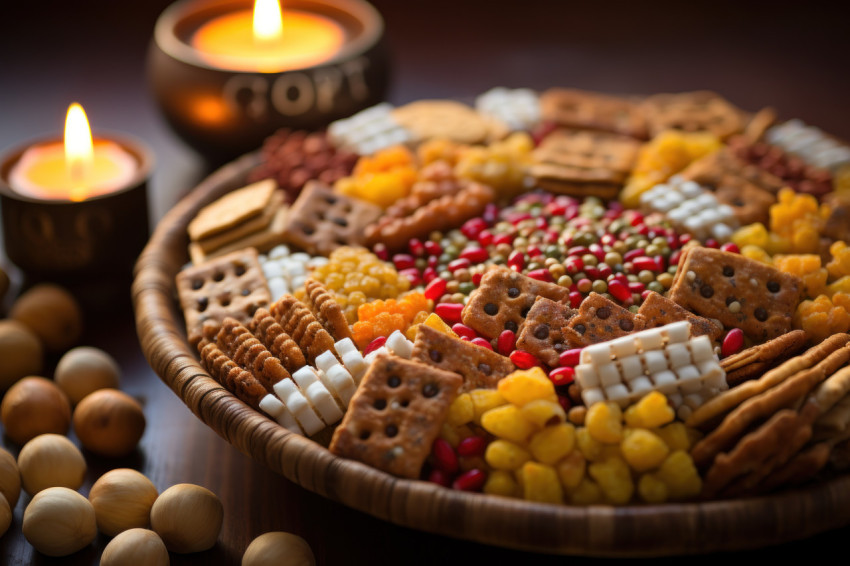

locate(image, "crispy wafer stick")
[[216, 317, 290, 394], [686, 333, 850, 430], [691, 339, 850, 469], [250, 308, 307, 374]]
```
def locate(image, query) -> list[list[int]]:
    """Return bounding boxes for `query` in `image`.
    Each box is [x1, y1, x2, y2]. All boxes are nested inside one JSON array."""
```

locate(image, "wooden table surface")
[[1, 1, 849, 563]]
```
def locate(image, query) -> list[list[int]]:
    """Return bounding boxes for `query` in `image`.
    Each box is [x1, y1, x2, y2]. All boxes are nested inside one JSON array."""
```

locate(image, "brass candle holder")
[[148, 0, 389, 160]]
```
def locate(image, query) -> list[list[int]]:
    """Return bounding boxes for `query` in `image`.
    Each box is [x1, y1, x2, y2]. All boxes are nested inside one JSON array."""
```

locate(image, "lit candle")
[[191, 0, 346, 72], [8, 103, 137, 202]]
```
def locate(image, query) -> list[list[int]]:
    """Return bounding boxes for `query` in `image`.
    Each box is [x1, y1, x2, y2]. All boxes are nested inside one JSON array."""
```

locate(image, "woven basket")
[[132, 154, 850, 556]]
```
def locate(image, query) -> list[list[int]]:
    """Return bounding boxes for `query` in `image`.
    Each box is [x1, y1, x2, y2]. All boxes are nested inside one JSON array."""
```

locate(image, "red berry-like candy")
[[393, 254, 416, 271], [721, 328, 745, 358], [460, 247, 489, 263], [452, 469, 486, 492], [510, 350, 540, 369], [497, 330, 516, 355], [435, 303, 464, 324], [432, 438, 459, 475], [428, 468, 452, 487], [456, 436, 486, 458], [424, 277, 447, 300], [549, 366, 575, 386], [471, 337, 493, 350], [559, 348, 583, 367], [451, 323, 477, 340], [364, 336, 387, 355]]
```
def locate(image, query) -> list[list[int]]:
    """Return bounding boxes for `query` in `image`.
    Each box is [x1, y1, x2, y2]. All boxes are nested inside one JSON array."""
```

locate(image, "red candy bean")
[[424, 240, 442, 256], [471, 337, 493, 351], [461, 218, 488, 239], [422, 267, 438, 284], [457, 436, 486, 458], [393, 254, 416, 271], [448, 258, 471, 272], [460, 247, 489, 263], [451, 323, 477, 340], [497, 330, 516, 355], [472, 272, 483, 286], [435, 303, 464, 324], [408, 238, 425, 257], [452, 469, 486, 492], [510, 350, 540, 369], [477, 230, 494, 247], [424, 277, 447, 300], [373, 243, 389, 261], [721, 242, 741, 254], [623, 248, 645, 262], [632, 256, 660, 272], [559, 348, 582, 367], [364, 336, 387, 355], [607, 279, 632, 303], [432, 438, 459, 475], [507, 250, 526, 271], [549, 366, 575, 386], [428, 468, 452, 487], [558, 396, 571, 411], [568, 291, 583, 309], [721, 328, 745, 358], [527, 269, 553, 282], [493, 233, 514, 246]]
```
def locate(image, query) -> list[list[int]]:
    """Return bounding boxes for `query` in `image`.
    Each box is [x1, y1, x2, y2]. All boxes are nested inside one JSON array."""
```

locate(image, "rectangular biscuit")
[[282, 181, 382, 256], [641, 91, 747, 140], [638, 291, 722, 342], [515, 296, 578, 367], [561, 292, 646, 349], [176, 247, 272, 345], [668, 247, 804, 343], [412, 324, 515, 391], [461, 267, 571, 340], [188, 179, 277, 241], [539, 88, 648, 139], [329, 354, 462, 479]]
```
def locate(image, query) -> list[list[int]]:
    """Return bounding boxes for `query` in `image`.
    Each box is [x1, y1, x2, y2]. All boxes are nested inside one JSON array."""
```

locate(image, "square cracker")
[[189, 204, 289, 265], [668, 247, 804, 343], [561, 292, 646, 349], [462, 267, 571, 340], [412, 325, 515, 391], [515, 296, 578, 367], [638, 291, 722, 342], [539, 88, 648, 139], [641, 91, 746, 140], [188, 179, 277, 241], [329, 354, 462, 479], [176, 247, 272, 346], [282, 181, 382, 256]]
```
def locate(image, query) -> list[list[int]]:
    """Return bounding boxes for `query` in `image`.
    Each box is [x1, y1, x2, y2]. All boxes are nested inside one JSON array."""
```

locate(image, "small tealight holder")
[[0, 134, 153, 304], [148, 0, 389, 160]]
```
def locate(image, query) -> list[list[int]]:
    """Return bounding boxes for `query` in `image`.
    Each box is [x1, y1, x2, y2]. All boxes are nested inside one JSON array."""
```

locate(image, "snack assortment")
[[174, 86, 850, 507]]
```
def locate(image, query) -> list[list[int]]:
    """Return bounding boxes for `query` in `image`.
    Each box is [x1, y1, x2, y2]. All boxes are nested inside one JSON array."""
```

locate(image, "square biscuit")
[[282, 181, 382, 256], [412, 324, 515, 391], [515, 296, 578, 367], [176, 247, 272, 346], [668, 247, 804, 343], [562, 293, 646, 349], [539, 88, 648, 139], [638, 291, 723, 342], [188, 179, 277, 241], [641, 91, 746, 140], [329, 354, 462, 479], [461, 267, 571, 339]]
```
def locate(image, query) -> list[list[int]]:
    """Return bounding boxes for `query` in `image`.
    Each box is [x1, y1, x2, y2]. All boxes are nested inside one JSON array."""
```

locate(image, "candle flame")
[[64, 102, 94, 201], [253, 0, 283, 44]]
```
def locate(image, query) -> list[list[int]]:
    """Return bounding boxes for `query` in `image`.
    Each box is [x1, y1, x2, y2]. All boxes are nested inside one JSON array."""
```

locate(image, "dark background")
[[1, 1, 849, 564]]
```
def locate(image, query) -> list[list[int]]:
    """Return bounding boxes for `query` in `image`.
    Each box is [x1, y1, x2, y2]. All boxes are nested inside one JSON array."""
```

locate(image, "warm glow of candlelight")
[[253, 0, 283, 45], [64, 103, 95, 201]]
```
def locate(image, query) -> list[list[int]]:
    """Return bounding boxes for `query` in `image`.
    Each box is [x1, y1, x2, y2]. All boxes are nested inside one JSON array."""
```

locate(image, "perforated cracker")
[[329, 354, 463, 478], [412, 324, 515, 391], [668, 247, 804, 343], [176, 247, 272, 345], [281, 181, 382, 256], [514, 296, 578, 367], [637, 291, 722, 342], [561, 293, 646, 349], [461, 267, 570, 340], [539, 88, 648, 138], [641, 91, 746, 140], [531, 128, 640, 198]]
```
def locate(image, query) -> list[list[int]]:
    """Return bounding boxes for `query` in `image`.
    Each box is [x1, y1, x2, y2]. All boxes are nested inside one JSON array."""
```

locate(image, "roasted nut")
[[22, 487, 97, 557], [17, 434, 86, 495], [1, 376, 71, 445], [89, 469, 159, 536], [150, 484, 223, 553]]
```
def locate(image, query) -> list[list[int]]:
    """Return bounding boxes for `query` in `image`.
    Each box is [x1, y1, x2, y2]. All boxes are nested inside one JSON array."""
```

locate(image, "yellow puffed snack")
[[623, 392, 674, 429], [497, 367, 557, 406], [485, 440, 532, 471], [519, 461, 563, 504], [480, 405, 537, 444], [446, 393, 474, 427], [483, 470, 519, 497], [569, 478, 604, 505], [637, 473, 668, 504], [469, 389, 507, 424], [555, 451, 586, 490], [656, 450, 702, 500], [620, 429, 669, 473], [519, 399, 566, 428], [585, 402, 624, 444], [528, 423, 576, 465], [588, 456, 634, 505]]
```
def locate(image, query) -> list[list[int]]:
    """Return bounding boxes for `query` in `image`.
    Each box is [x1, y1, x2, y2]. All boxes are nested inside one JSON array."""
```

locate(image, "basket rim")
[[132, 151, 850, 557]]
